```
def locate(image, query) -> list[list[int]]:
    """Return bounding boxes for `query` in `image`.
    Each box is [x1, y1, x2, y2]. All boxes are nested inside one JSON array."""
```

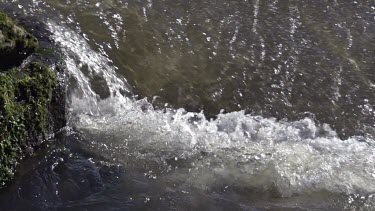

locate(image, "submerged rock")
[[0, 11, 66, 185]]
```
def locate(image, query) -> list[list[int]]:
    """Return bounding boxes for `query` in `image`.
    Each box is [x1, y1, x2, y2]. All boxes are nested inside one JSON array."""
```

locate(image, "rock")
[[0, 11, 38, 70], [0, 11, 66, 185], [0, 62, 57, 184]]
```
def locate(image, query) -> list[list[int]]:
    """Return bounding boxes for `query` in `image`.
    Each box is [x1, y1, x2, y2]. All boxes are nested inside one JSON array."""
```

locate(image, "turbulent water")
[[0, 0, 375, 210]]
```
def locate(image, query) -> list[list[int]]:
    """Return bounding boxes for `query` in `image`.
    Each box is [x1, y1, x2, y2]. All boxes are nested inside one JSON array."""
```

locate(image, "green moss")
[[0, 11, 56, 185], [0, 62, 56, 184], [0, 11, 38, 70]]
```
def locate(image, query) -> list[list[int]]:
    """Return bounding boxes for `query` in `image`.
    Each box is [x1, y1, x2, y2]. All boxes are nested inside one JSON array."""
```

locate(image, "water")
[[0, 0, 375, 210]]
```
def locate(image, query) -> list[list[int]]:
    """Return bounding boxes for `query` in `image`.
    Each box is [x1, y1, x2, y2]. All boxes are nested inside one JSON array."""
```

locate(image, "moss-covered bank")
[[0, 11, 61, 185]]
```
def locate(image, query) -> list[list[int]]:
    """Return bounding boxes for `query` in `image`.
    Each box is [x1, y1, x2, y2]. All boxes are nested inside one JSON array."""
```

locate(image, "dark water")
[[0, 0, 375, 210]]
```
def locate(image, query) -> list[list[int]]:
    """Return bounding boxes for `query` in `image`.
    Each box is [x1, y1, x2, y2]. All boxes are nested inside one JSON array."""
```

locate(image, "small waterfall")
[[45, 21, 375, 200]]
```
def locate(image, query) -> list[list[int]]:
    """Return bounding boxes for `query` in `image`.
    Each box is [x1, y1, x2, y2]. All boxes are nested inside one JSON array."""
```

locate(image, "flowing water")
[[0, 0, 375, 210]]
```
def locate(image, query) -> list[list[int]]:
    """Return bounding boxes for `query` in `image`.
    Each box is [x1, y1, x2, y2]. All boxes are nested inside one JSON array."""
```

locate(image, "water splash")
[[73, 98, 375, 197], [47, 21, 131, 115], [44, 19, 375, 202]]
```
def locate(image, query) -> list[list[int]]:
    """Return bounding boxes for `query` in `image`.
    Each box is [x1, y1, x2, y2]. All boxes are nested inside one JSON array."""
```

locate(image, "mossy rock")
[[0, 62, 56, 184], [0, 11, 60, 184], [0, 11, 38, 70]]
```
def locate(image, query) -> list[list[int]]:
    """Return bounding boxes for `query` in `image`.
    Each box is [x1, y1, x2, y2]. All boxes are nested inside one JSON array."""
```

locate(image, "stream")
[[0, 0, 375, 210]]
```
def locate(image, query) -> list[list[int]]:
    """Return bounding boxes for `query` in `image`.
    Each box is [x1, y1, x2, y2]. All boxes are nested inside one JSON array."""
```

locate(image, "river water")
[[0, 0, 375, 210]]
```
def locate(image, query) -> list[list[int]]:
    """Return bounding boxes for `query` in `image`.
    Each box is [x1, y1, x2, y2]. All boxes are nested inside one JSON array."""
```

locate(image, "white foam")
[[72, 95, 375, 197]]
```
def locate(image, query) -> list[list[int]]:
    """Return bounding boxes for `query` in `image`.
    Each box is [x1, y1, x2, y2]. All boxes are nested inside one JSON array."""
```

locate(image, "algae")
[[0, 62, 56, 184], [0, 11, 57, 185]]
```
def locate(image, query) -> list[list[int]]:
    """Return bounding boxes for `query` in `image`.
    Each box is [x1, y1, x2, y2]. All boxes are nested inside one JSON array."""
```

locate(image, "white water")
[[47, 21, 375, 208]]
